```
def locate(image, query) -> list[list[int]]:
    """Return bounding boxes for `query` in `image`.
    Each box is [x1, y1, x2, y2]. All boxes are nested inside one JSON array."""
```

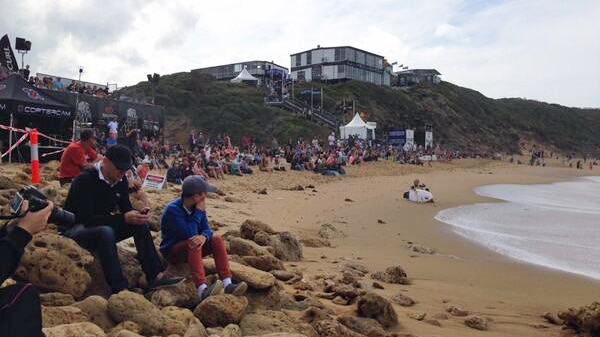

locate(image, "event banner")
[[142, 173, 166, 190], [0, 34, 19, 73]]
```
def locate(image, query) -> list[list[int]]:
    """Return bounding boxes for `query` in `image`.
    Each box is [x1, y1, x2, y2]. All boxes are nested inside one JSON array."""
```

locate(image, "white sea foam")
[[435, 177, 600, 280]]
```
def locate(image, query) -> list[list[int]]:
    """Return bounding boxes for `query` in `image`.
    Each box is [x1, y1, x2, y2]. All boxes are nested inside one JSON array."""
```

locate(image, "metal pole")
[[310, 86, 313, 113], [8, 113, 13, 164], [320, 86, 323, 111]]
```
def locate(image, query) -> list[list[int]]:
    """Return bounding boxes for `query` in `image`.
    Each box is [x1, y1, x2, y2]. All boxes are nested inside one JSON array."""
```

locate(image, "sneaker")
[[224, 281, 248, 296], [147, 276, 184, 290], [200, 280, 224, 302]]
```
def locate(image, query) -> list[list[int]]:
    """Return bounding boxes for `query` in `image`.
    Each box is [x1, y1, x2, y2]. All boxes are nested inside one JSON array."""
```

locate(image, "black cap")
[[106, 144, 132, 171], [182, 175, 217, 197]]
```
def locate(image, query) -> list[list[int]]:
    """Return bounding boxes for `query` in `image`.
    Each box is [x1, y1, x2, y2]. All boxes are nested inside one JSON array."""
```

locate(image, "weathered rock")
[[16, 233, 93, 298], [314, 319, 366, 337], [268, 232, 303, 261], [392, 293, 415, 307], [150, 279, 198, 308], [229, 237, 272, 257], [245, 284, 307, 312], [337, 315, 385, 337], [40, 292, 76, 306], [107, 290, 186, 336], [72, 295, 115, 331], [117, 247, 147, 288], [432, 312, 449, 320], [542, 312, 563, 325], [43, 322, 106, 337], [0, 175, 21, 189], [240, 310, 298, 336], [242, 255, 285, 272], [465, 315, 489, 331], [221, 324, 242, 337], [204, 259, 275, 290], [332, 296, 349, 305], [108, 321, 142, 336], [162, 306, 197, 326], [446, 305, 469, 317], [318, 224, 346, 239], [407, 243, 435, 254], [407, 312, 426, 321], [357, 293, 399, 328], [109, 330, 144, 337], [370, 266, 409, 285], [332, 284, 359, 301], [240, 220, 277, 241], [224, 196, 243, 203], [300, 237, 331, 248], [558, 302, 600, 336], [271, 270, 295, 281], [183, 317, 209, 337], [246, 334, 308, 337], [42, 305, 90, 328], [424, 318, 442, 327], [193, 294, 248, 327]]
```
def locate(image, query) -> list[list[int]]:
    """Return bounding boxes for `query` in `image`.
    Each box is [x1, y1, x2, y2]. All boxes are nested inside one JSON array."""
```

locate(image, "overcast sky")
[[2, 0, 599, 107]]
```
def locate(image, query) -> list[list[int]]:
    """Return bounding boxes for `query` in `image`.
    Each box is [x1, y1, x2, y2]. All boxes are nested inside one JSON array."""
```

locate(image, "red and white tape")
[[40, 148, 66, 158], [0, 132, 29, 159], [0, 124, 28, 134]]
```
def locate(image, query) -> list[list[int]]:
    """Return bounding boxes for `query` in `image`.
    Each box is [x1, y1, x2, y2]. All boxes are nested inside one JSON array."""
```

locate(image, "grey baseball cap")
[[181, 175, 217, 196]]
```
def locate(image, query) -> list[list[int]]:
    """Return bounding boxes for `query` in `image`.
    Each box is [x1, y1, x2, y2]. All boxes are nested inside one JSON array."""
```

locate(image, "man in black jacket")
[[61, 144, 181, 293], [0, 200, 53, 337]]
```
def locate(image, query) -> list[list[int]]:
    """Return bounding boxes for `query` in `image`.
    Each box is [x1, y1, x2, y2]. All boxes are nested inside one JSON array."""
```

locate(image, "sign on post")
[[142, 173, 166, 190]]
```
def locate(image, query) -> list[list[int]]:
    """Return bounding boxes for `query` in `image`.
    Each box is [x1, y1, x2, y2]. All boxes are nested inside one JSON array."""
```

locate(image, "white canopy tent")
[[230, 68, 259, 84], [339, 113, 376, 140]]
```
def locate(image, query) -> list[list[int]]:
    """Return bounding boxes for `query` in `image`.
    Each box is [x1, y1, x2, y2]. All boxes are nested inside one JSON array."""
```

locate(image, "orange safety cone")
[[30, 129, 40, 184]]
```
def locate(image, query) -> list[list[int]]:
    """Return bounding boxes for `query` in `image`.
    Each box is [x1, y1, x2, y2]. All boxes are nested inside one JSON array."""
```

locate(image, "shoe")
[[224, 281, 248, 296], [200, 280, 224, 302], [147, 276, 184, 290]]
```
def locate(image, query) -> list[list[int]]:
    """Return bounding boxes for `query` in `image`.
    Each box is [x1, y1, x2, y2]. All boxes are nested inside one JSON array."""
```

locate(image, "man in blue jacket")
[[160, 175, 247, 301]]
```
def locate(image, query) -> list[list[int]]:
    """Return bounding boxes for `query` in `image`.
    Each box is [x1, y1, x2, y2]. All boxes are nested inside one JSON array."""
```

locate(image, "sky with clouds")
[[2, 0, 599, 107]]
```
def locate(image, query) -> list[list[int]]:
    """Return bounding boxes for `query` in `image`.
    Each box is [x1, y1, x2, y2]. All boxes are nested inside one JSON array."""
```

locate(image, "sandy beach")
[[201, 159, 600, 337]]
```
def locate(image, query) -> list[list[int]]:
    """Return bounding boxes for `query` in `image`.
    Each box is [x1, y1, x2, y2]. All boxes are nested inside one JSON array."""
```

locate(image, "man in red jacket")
[[58, 129, 98, 185]]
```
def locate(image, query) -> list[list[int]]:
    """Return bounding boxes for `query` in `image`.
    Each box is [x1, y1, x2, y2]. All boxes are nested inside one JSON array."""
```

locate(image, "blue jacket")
[[160, 198, 213, 255]]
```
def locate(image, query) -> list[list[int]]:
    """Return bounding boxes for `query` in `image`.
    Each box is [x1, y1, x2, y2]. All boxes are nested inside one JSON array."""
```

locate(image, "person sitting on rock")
[[58, 129, 98, 186], [0, 199, 53, 337], [60, 145, 182, 294], [160, 175, 247, 301]]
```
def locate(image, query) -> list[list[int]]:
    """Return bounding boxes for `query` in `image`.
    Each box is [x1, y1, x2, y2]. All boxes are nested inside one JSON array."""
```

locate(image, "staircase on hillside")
[[266, 97, 339, 129]]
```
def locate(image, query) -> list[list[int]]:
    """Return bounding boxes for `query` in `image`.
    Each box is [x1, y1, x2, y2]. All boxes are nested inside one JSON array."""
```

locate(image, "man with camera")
[[58, 129, 98, 186], [1, 199, 53, 337], [61, 144, 181, 293]]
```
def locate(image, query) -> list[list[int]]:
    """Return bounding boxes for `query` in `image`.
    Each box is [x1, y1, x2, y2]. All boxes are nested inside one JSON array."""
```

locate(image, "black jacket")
[[64, 167, 133, 227], [0, 226, 31, 284]]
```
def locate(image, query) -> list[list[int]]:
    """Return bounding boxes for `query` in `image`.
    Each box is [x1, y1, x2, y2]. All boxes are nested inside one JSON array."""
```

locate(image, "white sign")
[[425, 131, 433, 148], [142, 173, 166, 190]]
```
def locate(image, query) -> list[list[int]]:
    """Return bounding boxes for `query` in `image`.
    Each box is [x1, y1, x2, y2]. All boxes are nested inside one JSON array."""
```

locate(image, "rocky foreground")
[[0, 161, 598, 337]]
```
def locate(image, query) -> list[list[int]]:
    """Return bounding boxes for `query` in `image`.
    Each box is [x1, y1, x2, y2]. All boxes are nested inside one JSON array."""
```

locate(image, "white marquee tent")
[[230, 68, 259, 84], [339, 113, 376, 140]]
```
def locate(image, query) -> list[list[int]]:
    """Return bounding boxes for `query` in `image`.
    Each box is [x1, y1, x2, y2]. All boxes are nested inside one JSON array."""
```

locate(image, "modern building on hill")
[[290, 46, 389, 86], [396, 69, 441, 87], [191, 61, 288, 86]]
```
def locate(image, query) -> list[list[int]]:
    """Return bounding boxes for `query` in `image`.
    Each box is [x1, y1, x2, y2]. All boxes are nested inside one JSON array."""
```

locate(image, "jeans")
[[61, 223, 163, 293], [165, 236, 231, 286]]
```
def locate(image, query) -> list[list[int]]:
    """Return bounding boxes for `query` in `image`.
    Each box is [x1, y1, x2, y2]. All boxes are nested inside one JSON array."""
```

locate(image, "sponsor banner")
[[0, 34, 19, 72], [142, 173, 166, 190], [16, 104, 72, 118], [388, 128, 406, 145], [0, 102, 7, 111]]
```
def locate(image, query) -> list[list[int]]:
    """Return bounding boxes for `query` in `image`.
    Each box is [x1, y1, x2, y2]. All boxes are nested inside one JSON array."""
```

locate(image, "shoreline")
[[210, 159, 599, 336]]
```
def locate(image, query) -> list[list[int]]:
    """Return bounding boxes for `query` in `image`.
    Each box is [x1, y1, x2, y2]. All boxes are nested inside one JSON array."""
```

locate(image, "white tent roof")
[[230, 68, 258, 83], [344, 113, 367, 127]]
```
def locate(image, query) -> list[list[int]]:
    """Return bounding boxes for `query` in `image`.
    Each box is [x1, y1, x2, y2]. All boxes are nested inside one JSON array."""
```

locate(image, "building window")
[[338, 64, 344, 74], [306, 52, 311, 65], [296, 55, 301, 67], [297, 71, 305, 80]]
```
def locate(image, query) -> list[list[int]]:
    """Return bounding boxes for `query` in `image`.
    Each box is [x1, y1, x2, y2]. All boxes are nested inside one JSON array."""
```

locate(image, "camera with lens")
[[9, 186, 75, 225]]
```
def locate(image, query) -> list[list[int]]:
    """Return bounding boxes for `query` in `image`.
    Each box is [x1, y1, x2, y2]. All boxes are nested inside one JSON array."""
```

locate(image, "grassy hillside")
[[121, 72, 600, 155]]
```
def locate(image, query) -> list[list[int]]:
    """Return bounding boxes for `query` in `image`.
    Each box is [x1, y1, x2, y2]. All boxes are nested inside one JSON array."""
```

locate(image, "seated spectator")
[[260, 152, 273, 172], [160, 176, 247, 301], [137, 159, 151, 181], [167, 161, 183, 184], [58, 130, 98, 186]]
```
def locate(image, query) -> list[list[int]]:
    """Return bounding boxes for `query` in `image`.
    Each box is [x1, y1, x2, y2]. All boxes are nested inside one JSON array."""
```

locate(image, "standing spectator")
[[107, 118, 118, 147], [328, 132, 336, 149], [53, 77, 65, 91], [188, 131, 197, 151]]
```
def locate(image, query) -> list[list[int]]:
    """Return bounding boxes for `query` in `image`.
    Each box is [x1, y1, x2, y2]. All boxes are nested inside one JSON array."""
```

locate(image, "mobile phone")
[[10, 193, 24, 214]]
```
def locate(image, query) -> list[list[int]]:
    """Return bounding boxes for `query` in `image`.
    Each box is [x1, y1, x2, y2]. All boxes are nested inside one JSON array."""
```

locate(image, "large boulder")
[[107, 290, 186, 336], [107, 321, 142, 337], [40, 292, 76, 307], [240, 310, 298, 336], [392, 293, 415, 307], [314, 319, 366, 337], [268, 232, 303, 262], [465, 315, 489, 331], [240, 220, 277, 241], [242, 255, 285, 272], [183, 317, 209, 337], [117, 247, 147, 288], [221, 324, 242, 337], [370, 266, 409, 285], [558, 302, 600, 336], [43, 322, 106, 337], [42, 305, 90, 328], [72, 296, 115, 332], [318, 224, 346, 239], [16, 233, 93, 298], [337, 315, 385, 337], [161, 306, 197, 326], [150, 279, 198, 308], [204, 259, 275, 290], [357, 293, 399, 328], [193, 294, 248, 327], [229, 237, 272, 257]]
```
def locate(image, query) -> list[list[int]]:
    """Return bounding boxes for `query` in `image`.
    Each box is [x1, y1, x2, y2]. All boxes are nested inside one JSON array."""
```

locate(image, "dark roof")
[[290, 46, 384, 59], [192, 60, 289, 72], [398, 69, 441, 76]]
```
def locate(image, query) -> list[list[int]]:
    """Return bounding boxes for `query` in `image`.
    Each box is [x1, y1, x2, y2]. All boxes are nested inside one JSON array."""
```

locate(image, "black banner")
[[0, 34, 19, 73]]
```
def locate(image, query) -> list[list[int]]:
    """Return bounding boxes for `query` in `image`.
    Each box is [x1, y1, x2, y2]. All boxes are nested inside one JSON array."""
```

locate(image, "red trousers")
[[166, 235, 232, 286]]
